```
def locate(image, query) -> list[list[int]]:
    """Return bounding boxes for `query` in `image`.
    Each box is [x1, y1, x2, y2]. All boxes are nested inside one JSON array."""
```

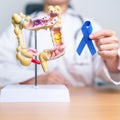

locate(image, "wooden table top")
[[0, 86, 120, 120]]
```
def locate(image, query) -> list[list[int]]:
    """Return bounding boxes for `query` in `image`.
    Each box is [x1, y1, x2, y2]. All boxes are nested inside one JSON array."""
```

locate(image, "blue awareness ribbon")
[[76, 21, 96, 56]]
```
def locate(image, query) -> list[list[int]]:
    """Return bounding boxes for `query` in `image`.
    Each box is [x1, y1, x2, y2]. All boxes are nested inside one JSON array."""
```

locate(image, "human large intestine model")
[[12, 5, 65, 72]]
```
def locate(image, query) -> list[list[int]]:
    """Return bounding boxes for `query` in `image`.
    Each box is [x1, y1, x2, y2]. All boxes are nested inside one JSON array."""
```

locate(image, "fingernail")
[[89, 34, 94, 39]]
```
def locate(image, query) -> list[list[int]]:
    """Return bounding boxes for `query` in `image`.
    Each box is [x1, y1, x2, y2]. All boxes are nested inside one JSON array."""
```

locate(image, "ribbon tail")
[[86, 38, 96, 55], [77, 38, 86, 55]]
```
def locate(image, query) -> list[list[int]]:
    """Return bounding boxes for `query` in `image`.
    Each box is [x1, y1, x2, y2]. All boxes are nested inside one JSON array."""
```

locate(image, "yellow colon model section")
[[12, 13, 33, 66]]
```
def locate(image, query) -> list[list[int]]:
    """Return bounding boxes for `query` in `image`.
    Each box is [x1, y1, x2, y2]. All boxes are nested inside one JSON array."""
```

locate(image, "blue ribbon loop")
[[76, 21, 96, 56]]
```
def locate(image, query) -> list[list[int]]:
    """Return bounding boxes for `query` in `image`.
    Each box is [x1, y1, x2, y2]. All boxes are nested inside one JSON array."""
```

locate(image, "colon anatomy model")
[[12, 5, 65, 72]]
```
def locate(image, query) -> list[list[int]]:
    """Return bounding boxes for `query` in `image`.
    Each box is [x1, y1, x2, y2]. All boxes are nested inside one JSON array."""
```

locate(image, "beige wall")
[[71, 0, 120, 38]]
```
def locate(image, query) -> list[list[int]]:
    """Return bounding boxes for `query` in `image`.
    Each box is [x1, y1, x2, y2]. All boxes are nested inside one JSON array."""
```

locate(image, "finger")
[[97, 36, 119, 45], [52, 72, 67, 81], [89, 30, 116, 40], [98, 50, 118, 58], [98, 43, 119, 51], [47, 71, 70, 86], [55, 76, 68, 84], [46, 78, 58, 84], [47, 73, 64, 84], [51, 75, 70, 87], [64, 81, 72, 87]]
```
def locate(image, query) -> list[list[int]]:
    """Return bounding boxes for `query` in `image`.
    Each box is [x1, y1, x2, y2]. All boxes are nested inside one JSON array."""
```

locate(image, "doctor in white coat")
[[0, 0, 120, 88]]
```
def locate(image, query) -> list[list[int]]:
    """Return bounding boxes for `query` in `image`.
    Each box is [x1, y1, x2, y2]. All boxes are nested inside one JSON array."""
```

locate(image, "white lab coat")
[[0, 8, 120, 87]]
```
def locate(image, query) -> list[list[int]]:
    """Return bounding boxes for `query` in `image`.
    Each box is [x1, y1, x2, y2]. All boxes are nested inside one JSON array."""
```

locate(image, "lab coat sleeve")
[[0, 25, 36, 87], [93, 53, 120, 85], [107, 48, 120, 85], [0, 63, 35, 87]]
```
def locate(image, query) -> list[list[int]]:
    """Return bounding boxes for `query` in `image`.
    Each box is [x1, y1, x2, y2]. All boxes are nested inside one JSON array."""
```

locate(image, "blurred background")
[[0, 0, 120, 39]]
